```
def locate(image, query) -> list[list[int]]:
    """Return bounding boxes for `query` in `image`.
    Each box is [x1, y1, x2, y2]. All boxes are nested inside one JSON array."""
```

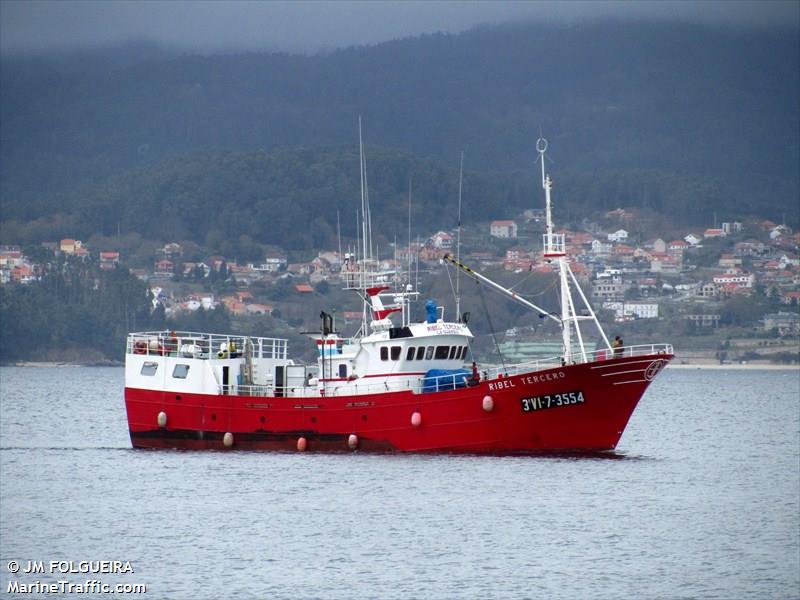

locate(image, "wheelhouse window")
[[172, 364, 190, 379], [140, 362, 158, 376], [460, 346, 468, 360], [380, 347, 389, 361], [425, 347, 434, 360], [390, 346, 401, 361], [448, 346, 458, 359], [435, 346, 449, 360], [416, 347, 426, 360], [406, 347, 416, 361]]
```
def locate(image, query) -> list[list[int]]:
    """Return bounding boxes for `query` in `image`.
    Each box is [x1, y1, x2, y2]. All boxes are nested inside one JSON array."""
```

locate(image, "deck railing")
[[481, 343, 674, 381], [229, 375, 430, 398], [223, 343, 673, 398], [126, 330, 288, 360]]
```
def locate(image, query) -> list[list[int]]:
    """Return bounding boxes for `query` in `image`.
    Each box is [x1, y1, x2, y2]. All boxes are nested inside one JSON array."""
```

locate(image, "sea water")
[[1, 367, 798, 599]]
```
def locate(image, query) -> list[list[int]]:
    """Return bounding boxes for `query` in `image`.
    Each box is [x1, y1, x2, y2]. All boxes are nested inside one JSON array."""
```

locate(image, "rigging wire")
[[475, 279, 507, 376], [508, 270, 559, 296], [445, 261, 458, 311]]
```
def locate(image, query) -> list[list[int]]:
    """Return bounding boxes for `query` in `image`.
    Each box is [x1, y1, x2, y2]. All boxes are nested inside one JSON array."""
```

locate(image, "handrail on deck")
[[481, 343, 674, 380], [220, 343, 673, 398], [126, 330, 289, 360]]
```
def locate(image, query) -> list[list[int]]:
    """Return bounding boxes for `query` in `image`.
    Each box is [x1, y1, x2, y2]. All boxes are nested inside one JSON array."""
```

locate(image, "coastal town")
[[2, 206, 799, 365]]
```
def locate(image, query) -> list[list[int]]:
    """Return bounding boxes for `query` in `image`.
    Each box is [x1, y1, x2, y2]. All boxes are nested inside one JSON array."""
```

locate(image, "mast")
[[406, 178, 413, 328], [407, 179, 412, 281], [537, 138, 572, 360], [455, 151, 464, 321], [537, 137, 611, 362], [415, 234, 420, 293], [348, 120, 417, 335], [337, 209, 342, 259], [358, 117, 368, 267]]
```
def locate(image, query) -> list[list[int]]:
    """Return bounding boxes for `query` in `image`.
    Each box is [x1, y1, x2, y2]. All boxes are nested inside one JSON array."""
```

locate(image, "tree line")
[[0, 256, 230, 362], [1, 146, 791, 266]]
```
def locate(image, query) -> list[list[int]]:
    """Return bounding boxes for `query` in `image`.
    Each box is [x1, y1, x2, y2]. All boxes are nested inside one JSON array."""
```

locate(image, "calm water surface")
[[1, 367, 798, 599]]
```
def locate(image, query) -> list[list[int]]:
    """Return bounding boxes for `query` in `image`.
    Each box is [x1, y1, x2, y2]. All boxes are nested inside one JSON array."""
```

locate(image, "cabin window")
[[460, 346, 468, 360], [416, 347, 426, 360], [435, 346, 449, 360], [390, 346, 401, 361], [338, 364, 347, 378], [448, 346, 457, 359], [172, 364, 190, 379], [380, 347, 388, 361], [425, 347, 434, 360], [140, 361, 158, 376], [406, 347, 416, 361]]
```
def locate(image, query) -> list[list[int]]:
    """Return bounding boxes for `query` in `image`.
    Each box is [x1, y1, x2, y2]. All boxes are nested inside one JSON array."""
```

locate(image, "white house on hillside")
[[684, 233, 702, 246], [591, 240, 612, 255], [430, 231, 454, 249], [602, 301, 659, 321], [607, 229, 629, 243], [490, 220, 518, 239]]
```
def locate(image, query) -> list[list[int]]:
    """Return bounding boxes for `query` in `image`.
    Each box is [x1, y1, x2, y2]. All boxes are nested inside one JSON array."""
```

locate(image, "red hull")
[[124, 354, 671, 453]]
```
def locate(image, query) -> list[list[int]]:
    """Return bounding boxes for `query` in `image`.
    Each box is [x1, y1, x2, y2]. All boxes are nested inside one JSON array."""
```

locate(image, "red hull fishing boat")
[[124, 136, 672, 453]]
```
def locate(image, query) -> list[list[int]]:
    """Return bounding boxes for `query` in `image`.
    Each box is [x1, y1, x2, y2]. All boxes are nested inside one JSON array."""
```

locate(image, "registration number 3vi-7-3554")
[[520, 391, 585, 412]]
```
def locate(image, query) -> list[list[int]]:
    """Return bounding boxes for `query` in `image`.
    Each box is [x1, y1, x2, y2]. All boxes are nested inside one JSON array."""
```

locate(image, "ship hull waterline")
[[124, 354, 671, 453]]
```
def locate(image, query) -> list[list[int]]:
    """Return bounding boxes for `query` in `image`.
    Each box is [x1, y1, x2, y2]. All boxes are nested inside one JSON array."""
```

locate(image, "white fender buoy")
[[157, 411, 167, 427], [411, 412, 422, 427], [348, 434, 358, 450], [482, 396, 494, 412], [297, 437, 307, 452], [223, 432, 234, 447]]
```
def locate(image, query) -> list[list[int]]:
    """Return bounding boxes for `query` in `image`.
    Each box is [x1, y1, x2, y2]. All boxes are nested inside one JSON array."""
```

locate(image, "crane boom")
[[442, 254, 561, 324]]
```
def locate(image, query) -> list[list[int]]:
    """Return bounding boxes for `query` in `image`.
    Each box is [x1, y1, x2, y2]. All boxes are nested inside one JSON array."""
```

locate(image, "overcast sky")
[[1, 0, 797, 55]]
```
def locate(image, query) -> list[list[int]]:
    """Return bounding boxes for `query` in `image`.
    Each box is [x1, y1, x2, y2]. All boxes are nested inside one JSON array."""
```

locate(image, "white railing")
[[143, 340, 672, 397], [543, 232, 566, 255], [220, 344, 672, 398], [221, 343, 673, 398], [126, 330, 288, 360], [224, 369, 476, 398], [342, 268, 395, 290], [480, 343, 674, 380]]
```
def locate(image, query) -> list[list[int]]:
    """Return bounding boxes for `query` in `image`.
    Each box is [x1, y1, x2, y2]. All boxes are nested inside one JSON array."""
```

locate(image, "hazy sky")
[[1, 0, 798, 55]]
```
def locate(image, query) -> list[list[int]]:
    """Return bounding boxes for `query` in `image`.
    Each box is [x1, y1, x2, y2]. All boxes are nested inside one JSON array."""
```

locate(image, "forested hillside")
[[2, 20, 798, 232], [1, 146, 790, 253], [0, 256, 157, 361]]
